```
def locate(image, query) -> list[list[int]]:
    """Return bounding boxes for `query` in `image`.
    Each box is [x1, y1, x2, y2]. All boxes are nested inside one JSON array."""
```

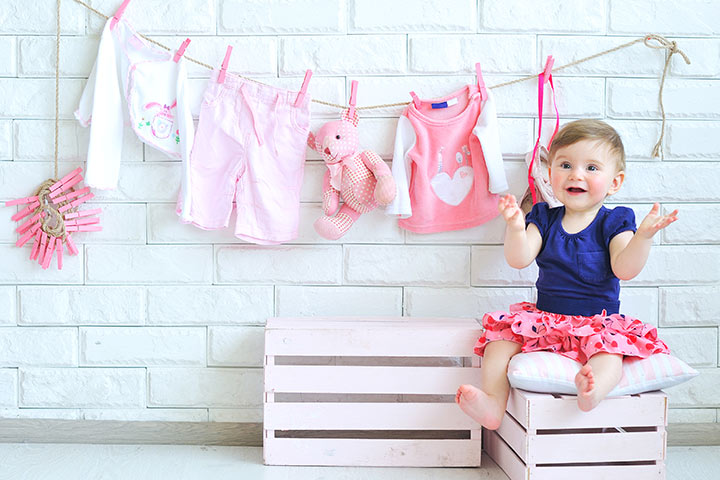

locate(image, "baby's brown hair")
[[548, 119, 626, 172]]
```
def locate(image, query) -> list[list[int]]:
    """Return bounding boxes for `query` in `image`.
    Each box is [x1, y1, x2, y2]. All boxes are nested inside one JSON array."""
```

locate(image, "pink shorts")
[[178, 70, 311, 244]]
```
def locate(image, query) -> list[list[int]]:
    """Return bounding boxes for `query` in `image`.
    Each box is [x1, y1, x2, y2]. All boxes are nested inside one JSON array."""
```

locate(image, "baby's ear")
[[607, 170, 626, 196]]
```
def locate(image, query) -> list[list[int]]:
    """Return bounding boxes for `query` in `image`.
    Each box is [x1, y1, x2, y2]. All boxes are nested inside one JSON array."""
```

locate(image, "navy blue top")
[[526, 202, 636, 316]]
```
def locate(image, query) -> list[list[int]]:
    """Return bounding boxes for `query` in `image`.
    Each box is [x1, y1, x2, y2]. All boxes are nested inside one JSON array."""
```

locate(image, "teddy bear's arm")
[[358, 150, 390, 177], [359, 151, 396, 205]]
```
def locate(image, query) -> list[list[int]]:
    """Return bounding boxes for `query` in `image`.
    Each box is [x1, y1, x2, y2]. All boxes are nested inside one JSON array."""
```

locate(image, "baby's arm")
[[499, 195, 542, 269], [610, 203, 678, 280]]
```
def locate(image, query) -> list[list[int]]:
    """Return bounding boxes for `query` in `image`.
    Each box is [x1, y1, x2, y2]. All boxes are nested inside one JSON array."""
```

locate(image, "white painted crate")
[[484, 388, 668, 479], [263, 317, 483, 467]]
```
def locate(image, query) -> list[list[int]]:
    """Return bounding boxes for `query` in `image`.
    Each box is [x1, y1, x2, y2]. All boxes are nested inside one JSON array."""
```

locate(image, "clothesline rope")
[[54, 0, 62, 178], [69, 0, 689, 157]]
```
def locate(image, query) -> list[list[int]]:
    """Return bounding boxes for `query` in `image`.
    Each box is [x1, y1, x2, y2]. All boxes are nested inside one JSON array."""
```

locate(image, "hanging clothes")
[[176, 63, 313, 245], [386, 71, 507, 233], [520, 56, 561, 214], [75, 16, 193, 190]]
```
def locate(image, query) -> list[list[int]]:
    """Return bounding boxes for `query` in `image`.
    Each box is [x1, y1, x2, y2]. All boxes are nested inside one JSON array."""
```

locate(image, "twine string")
[[68, 0, 689, 157], [644, 34, 691, 158], [36, 179, 68, 238], [34, 0, 74, 238], [55, 0, 61, 179]]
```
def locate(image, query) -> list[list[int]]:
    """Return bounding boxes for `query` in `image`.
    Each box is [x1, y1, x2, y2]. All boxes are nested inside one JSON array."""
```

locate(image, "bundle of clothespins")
[[6, 167, 100, 270]]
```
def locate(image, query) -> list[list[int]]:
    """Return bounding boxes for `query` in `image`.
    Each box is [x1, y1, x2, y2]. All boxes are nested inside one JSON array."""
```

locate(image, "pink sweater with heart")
[[386, 84, 507, 233]]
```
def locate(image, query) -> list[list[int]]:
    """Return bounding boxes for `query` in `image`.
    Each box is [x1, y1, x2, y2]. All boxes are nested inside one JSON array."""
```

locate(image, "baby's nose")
[[569, 167, 584, 178]]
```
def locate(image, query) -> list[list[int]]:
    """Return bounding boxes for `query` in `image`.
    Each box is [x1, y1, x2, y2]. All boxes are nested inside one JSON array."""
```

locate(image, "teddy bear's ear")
[[341, 108, 359, 128], [307, 131, 319, 151]]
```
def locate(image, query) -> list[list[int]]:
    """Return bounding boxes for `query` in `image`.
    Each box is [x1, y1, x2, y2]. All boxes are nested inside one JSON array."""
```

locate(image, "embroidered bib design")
[[142, 101, 176, 140]]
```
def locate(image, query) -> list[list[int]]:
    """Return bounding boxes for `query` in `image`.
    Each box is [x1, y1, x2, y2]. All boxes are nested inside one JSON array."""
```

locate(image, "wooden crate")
[[484, 388, 668, 479], [263, 316, 483, 467]]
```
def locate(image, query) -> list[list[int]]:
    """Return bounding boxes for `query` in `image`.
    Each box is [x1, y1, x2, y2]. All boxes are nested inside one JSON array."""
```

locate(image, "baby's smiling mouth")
[[567, 187, 586, 193]]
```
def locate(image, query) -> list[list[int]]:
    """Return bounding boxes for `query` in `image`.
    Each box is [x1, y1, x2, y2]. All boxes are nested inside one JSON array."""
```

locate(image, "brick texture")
[[0, 0, 717, 422]]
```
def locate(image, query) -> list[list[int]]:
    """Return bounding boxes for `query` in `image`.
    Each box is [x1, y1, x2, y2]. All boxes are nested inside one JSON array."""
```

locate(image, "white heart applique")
[[430, 166, 474, 206]]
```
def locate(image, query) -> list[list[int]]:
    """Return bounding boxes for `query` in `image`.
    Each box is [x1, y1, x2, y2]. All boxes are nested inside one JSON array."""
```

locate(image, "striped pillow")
[[507, 351, 698, 395]]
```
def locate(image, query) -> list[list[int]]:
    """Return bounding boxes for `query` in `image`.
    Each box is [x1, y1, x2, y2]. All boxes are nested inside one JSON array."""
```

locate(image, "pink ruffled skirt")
[[475, 302, 669, 364]]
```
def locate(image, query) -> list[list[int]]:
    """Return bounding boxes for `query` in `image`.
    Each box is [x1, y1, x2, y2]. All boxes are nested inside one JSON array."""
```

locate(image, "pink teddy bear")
[[307, 108, 396, 240]]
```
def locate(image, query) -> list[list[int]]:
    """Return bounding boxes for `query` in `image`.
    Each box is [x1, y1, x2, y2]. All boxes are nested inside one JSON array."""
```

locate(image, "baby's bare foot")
[[455, 384, 503, 430], [575, 364, 598, 411]]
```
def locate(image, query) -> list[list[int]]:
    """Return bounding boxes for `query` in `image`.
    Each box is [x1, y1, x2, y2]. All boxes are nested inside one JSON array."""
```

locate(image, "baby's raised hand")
[[498, 194, 525, 231], [637, 203, 678, 239]]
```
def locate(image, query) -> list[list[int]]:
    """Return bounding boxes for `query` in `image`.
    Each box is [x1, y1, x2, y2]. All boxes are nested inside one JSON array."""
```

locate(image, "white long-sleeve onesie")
[[75, 18, 193, 193]]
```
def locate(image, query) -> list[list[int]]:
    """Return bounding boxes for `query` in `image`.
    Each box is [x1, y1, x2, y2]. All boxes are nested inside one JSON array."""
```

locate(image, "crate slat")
[[507, 389, 667, 430], [488, 389, 668, 479], [496, 411, 529, 461], [264, 402, 480, 430], [266, 317, 480, 329], [528, 430, 665, 464], [265, 365, 480, 394], [528, 464, 666, 480], [484, 430, 528, 480], [484, 430, 665, 479], [263, 317, 483, 467], [263, 437, 482, 467], [265, 326, 482, 357]]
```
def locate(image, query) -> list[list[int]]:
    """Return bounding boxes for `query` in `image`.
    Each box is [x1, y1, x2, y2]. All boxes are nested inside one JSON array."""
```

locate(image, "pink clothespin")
[[409, 91, 422, 109], [49, 167, 83, 192], [348, 80, 358, 118], [476, 63, 488, 101], [540, 55, 554, 84], [37, 231, 48, 265], [174, 38, 191, 63], [42, 236, 57, 269], [56, 238, 63, 270], [12, 200, 40, 222], [59, 192, 94, 213], [53, 186, 91, 205], [110, 0, 132, 30], [70, 192, 94, 208], [50, 174, 83, 199], [66, 225, 102, 232], [294, 69, 313, 107], [217, 46, 233, 84], [64, 208, 102, 220], [30, 231, 42, 260], [4, 195, 38, 207], [66, 217, 100, 227], [16, 211, 44, 234], [65, 234, 79, 256], [16, 222, 41, 248]]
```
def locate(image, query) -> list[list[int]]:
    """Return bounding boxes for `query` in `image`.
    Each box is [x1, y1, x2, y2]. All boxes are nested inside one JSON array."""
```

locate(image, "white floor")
[[0, 444, 717, 480]]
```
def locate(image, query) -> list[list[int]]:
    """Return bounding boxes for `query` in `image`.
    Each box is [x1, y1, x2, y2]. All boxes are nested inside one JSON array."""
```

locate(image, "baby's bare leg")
[[575, 352, 623, 412], [456, 340, 521, 430]]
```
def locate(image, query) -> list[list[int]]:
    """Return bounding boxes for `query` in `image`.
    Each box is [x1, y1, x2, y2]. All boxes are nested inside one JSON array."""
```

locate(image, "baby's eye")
[[561, 162, 571, 169], [587, 165, 598, 172], [336, 135, 341, 139]]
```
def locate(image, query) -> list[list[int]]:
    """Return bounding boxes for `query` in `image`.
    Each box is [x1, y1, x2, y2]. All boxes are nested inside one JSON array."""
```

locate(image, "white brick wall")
[[1, 0, 719, 424], [220, 0, 346, 34]]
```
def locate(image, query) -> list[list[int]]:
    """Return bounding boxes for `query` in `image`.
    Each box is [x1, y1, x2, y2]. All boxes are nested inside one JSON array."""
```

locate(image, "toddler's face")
[[548, 139, 625, 212]]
